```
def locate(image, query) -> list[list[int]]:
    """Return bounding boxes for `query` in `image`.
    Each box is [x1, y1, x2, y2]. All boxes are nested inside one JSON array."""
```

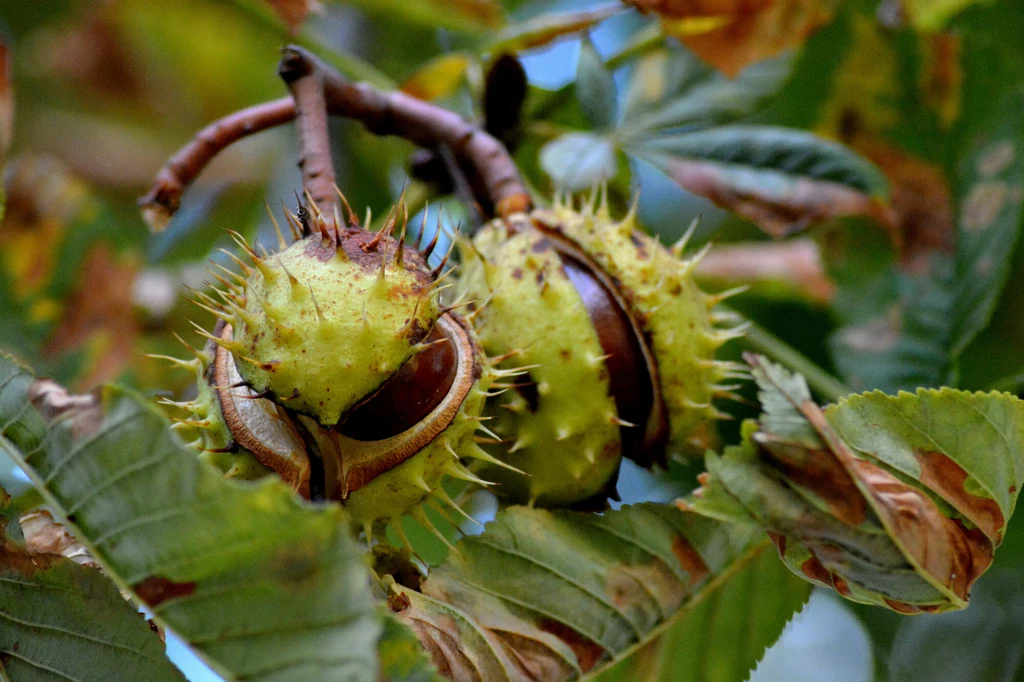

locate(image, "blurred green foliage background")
[[2, 0, 1024, 680]]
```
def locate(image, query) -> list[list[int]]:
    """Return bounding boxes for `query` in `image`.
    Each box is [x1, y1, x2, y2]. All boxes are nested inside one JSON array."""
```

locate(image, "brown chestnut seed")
[[535, 227, 670, 469], [212, 314, 478, 500], [341, 323, 458, 441]]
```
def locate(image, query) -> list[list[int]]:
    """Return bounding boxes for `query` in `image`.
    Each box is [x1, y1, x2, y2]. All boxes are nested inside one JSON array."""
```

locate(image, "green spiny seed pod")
[[222, 213, 440, 427], [457, 193, 747, 507], [165, 200, 513, 542], [158, 344, 271, 482]]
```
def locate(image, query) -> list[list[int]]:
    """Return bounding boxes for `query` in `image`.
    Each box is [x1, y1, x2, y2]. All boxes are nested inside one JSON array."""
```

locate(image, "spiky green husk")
[[534, 197, 743, 456], [459, 195, 745, 506], [161, 348, 270, 481], [343, 365, 495, 541], [232, 231, 439, 427], [457, 220, 621, 506]]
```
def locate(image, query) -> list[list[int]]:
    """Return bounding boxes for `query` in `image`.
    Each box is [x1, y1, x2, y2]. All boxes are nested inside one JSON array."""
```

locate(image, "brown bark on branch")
[[279, 47, 338, 232], [139, 46, 530, 233], [139, 98, 296, 231]]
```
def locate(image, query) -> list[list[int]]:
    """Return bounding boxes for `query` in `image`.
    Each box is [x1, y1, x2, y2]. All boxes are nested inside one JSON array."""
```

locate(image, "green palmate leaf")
[[829, 88, 1024, 393], [688, 355, 1024, 614], [576, 38, 617, 130], [829, 255, 957, 394], [0, 487, 185, 682], [629, 126, 894, 237], [539, 132, 618, 192], [485, 4, 621, 54], [388, 503, 810, 682], [0, 355, 381, 681], [619, 46, 792, 135], [949, 87, 1024, 358]]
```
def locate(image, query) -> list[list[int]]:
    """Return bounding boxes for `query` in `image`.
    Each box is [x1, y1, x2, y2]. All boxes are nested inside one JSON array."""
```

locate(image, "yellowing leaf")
[[901, 0, 993, 31], [43, 244, 140, 389], [401, 54, 471, 101], [627, 0, 839, 77], [0, 157, 90, 301], [818, 15, 901, 137]]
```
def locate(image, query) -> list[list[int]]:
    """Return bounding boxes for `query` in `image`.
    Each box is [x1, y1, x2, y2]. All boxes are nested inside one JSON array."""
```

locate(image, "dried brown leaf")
[[43, 245, 141, 389], [20, 509, 98, 568], [265, 0, 321, 35], [626, 0, 838, 77], [849, 136, 955, 273], [0, 156, 89, 302], [401, 54, 471, 101]]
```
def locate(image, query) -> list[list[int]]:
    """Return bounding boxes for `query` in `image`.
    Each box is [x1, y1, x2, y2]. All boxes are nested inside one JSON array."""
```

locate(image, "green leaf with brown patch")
[[687, 355, 1024, 614], [0, 354, 381, 681], [0, 485, 185, 682], [949, 87, 1024, 359], [388, 503, 810, 681], [827, 88, 1024, 394], [628, 125, 894, 238], [618, 45, 792, 134], [588, 544, 810, 682]]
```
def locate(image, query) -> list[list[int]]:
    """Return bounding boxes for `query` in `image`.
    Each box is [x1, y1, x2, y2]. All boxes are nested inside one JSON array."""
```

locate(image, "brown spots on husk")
[[671, 536, 710, 587], [914, 450, 1005, 542], [305, 226, 433, 289], [538, 619, 605, 672], [133, 575, 197, 607]]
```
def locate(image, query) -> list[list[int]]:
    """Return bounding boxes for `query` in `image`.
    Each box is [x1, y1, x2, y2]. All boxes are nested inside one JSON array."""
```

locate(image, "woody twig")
[[140, 45, 531, 232], [278, 47, 338, 232]]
